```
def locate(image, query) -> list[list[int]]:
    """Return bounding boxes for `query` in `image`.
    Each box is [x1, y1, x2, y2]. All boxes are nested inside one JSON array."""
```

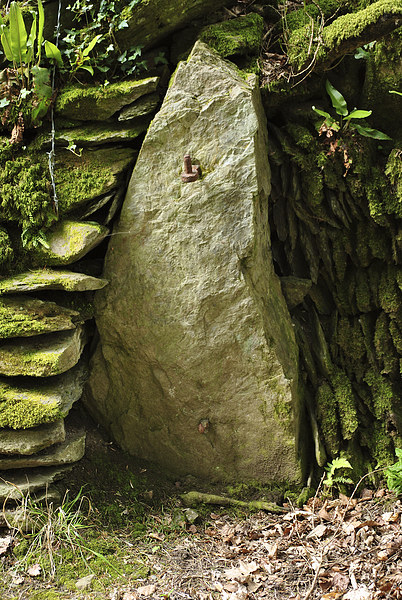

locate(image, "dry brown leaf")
[[27, 564, 41, 577], [136, 584, 156, 596], [122, 593, 138, 600], [343, 585, 373, 600], [0, 535, 12, 555], [307, 523, 327, 538], [318, 506, 333, 521], [321, 593, 343, 600], [332, 572, 350, 591]]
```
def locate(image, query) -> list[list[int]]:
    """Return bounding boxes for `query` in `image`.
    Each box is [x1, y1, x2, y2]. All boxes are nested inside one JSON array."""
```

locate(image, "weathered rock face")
[[86, 42, 302, 483]]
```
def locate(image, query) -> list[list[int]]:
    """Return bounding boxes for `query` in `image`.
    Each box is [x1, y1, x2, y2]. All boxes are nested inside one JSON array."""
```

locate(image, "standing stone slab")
[[86, 42, 301, 483]]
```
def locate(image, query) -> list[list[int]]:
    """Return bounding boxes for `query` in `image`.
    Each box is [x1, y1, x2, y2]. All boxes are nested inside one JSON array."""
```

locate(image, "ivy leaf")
[[78, 64, 94, 75], [118, 19, 129, 29], [0, 97, 10, 108], [354, 47, 370, 59], [352, 122, 392, 140], [326, 80, 348, 117]]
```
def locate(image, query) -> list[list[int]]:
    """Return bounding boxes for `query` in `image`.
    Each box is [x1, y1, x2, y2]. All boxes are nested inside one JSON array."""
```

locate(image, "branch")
[[316, 0, 402, 72]]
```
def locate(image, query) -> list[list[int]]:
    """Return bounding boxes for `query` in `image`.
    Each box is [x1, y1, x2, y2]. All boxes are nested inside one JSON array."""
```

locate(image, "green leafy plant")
[[0, 0, 62, 141], [354, 41, 376, 60], [61, 0, 146, 81], [313, 80, 392, 141], [323, 457, 353, 494], [384, 448, 402, 495]]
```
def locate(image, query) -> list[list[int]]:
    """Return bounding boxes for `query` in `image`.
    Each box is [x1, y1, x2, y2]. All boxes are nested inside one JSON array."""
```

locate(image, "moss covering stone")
[[56, 77, 160, 121], [200, 13, 264, 58]]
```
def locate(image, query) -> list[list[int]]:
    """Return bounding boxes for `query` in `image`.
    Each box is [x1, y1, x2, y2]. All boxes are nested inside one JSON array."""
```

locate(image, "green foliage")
[[385, 448, 402, 495], [0, 0, 60, 139], [323, 457, 353, 493], [61, 0, 145, 81], [312, 80, 392, 140]]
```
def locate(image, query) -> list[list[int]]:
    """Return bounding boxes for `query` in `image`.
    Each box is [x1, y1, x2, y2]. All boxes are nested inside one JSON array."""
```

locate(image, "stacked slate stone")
[[0, 73, 167, 512]]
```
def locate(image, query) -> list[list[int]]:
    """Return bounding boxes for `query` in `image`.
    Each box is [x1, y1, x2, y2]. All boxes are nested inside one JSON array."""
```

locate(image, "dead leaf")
[[136, 584, 156, 596], [332, 572, 350, 591], [0, 535, 12, 555], [27, 564, 41, 577], [318, 506, 333, 521], [122, 593, 138, 600], [307, 524, 327, 538], [320, 593, 343, 600], [148, 532, 164, 541], [343, 585, 373, 600]]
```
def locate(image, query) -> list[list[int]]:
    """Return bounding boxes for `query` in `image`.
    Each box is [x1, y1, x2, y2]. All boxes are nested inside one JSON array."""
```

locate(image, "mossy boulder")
[[0, 325, 87, 378], [0, 296, 80, 338], [56, 77, 160, 121], [28, 220, 108, 266]]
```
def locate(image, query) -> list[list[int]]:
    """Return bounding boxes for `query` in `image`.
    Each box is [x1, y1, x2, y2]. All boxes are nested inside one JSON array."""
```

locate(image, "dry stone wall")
[[0, 71, 167, 508]]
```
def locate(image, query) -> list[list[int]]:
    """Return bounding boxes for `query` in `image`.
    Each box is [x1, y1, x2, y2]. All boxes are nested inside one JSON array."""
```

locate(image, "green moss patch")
[[200, 13, 264, 58]]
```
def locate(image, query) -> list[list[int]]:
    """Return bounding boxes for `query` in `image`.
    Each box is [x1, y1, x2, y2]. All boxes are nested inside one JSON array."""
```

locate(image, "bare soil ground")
[[1, 411, 401, 600]]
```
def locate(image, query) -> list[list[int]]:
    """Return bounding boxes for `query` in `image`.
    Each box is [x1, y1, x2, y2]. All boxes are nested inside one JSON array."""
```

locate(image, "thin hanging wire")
[[47, 0, 62, 215]]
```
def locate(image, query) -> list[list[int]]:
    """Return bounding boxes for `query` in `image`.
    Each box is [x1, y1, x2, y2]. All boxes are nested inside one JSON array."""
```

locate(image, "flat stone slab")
[[35, 121, 149, 149], [35, 147, 136, 215], [0, 360, 87, 428], [56, 77, 160, 121], [87, 42, 301, 483], [0, 420, 65, 455], [30, 221, 108, 267], [0, 325, 87, 378], [0, 269, 108, 295], [0, 428, 85, 470], [0, 467, 70, 502], [0, 296, 80, 338], [118, 93, 160, 121]]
